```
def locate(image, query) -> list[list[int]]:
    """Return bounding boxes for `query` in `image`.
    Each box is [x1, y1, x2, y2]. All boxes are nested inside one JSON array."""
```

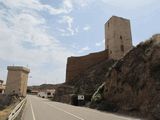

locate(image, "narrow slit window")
[[121, 45, 124, 52], [120, 36, 122, 40]]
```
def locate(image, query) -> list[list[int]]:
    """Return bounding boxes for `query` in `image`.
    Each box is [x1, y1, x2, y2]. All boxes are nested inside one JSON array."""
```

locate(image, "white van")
[[37, 92, 47, 98], [46, 90, 55, 98]]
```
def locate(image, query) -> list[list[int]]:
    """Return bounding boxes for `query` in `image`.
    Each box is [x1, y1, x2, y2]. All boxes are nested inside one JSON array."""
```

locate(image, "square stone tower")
[[5, 66, 30, 97], [105, 16, 133, 60]]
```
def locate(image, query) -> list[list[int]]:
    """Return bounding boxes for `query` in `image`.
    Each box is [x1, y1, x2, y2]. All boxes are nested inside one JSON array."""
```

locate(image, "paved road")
[[22, 95, 140, 120]]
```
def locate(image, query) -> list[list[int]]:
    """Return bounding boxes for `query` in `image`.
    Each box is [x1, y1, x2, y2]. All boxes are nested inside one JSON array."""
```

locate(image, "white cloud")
[[60, 16, 74, 34], [95, 39, 105, 47], [101, 0, 157, 9], [58, 15, 78, 36], [78, 46, 90, 53], [81, 46, 90, 51], [0, 0, 75, 84], [83, 25, 91, 31], [95, 43, 102, 47], [72, 0, 92, 7], [1, 0, 73, 15], [75, 27, 79, 33], [68, 0, 158, 10]]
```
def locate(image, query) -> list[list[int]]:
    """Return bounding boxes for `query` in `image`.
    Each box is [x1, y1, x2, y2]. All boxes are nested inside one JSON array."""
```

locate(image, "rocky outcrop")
[[54, 59, 115, 103], [0, 95, 20, 110], [28, 84, 60, 91], [53, 84, 74, 104], [92, 34, 160, 119], [68, 59, 115, 95], [53, 49, 114, 104]]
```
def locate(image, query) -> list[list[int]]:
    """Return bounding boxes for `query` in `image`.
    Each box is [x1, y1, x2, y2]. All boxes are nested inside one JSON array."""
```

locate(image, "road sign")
[[78, 95, 84, 100]]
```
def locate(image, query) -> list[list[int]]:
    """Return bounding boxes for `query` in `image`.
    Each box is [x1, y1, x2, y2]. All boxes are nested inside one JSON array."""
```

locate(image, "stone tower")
[[105, 16, 133, 60], [5, 66, 30, 97]]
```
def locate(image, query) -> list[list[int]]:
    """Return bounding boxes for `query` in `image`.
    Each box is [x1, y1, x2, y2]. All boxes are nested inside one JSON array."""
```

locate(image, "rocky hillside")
[[92, 34, 160, 120], [53, 59, 115, 103], [67, 58, 115, 94], [28, 84, 60, 91]]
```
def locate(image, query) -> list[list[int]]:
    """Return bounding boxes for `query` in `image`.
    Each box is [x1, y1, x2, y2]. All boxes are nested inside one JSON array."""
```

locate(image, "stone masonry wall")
[[66, 50, 108, 82], [5, 66, 30, 97]]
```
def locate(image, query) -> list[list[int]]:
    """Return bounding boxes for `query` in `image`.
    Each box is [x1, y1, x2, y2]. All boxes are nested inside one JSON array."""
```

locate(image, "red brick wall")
[[66, 50, 108, 82]]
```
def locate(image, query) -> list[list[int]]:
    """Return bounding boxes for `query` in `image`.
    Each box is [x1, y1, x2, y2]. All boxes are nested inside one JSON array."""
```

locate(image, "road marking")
[[79, 107, 138, 120], [32, 96, 139, 120], [46, 102, 138, 120], [46, 103, 85, 120], [29, 98, 36, 120], [21, 98, 28, 120]]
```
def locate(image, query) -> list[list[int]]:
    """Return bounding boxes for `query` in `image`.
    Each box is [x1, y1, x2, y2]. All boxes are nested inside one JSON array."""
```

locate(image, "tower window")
[[108, 22, 109, 27], [121, 45, 124, 52], [120, 36, 122, 40]]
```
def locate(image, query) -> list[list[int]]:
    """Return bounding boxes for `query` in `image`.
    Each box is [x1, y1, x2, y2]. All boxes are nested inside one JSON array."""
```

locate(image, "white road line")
[[46, 103, 85, 120], [29, 98, 36, 120], [33, 96, 139, 120], [21, 99, 28, 120], [46, 102, 137, 120]]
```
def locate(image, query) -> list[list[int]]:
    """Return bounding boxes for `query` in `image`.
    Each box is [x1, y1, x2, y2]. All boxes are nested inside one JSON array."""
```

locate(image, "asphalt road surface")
[[21, 95, 140, 120]]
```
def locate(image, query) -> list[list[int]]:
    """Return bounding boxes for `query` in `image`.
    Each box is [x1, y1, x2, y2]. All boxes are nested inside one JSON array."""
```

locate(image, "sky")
[[0, 0, 160, 85]]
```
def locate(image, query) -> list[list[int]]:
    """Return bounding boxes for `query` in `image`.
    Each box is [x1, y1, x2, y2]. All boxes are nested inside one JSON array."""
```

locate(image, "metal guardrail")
[[7, 98, 26, 120]]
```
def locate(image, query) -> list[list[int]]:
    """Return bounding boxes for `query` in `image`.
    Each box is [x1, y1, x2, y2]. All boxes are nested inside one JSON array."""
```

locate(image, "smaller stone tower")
[[5, 66, 30, 97], [105, 16, 133, 60]]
